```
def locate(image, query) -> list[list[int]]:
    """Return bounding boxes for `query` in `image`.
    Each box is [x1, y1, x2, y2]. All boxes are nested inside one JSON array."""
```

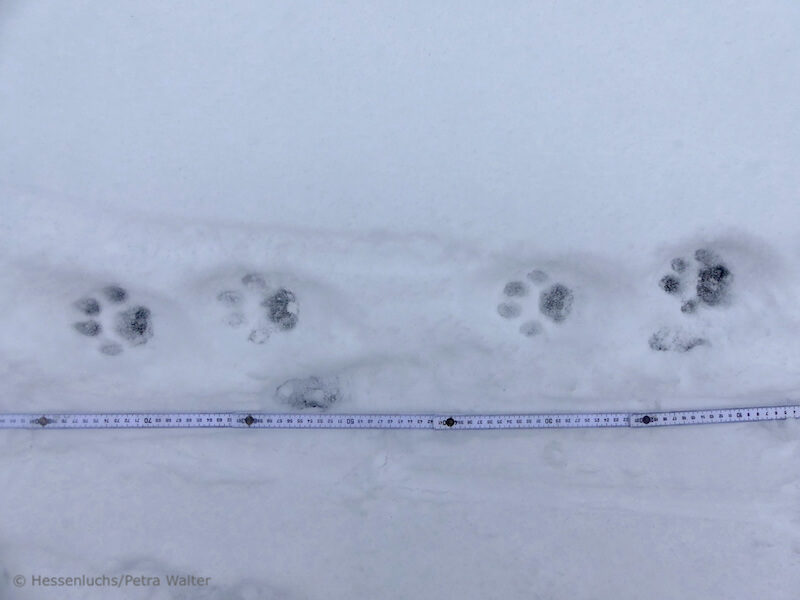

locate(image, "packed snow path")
[[3, 192, 799, 417]]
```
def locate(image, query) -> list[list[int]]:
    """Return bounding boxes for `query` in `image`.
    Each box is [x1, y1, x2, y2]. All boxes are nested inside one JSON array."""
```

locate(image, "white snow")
[[2, 1, 800, 598]]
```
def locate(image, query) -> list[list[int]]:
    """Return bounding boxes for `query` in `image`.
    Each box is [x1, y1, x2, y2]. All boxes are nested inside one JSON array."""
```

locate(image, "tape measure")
[[0, 404, 796, 430]]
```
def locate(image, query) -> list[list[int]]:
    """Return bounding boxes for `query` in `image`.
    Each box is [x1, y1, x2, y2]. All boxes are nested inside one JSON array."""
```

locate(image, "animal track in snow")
[[216, 273, 299, 344], [659, 248, 733, 312], [71, 285, 153, 356], [648, 328, 708, 353], [496, 269, 575, 339], [650, 248, 733, 352], [276, 376, 338, 410]]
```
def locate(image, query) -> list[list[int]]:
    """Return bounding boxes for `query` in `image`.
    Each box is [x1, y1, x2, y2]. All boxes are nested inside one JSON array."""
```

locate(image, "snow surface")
[[2, 1, 800, 598]]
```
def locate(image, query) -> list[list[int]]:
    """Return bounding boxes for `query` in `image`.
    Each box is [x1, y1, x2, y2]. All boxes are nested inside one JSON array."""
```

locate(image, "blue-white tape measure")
[[0, 404, 796, 430]]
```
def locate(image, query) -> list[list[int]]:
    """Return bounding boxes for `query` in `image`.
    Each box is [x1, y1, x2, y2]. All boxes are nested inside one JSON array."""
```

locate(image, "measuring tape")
[[0, 404, 797, 430]]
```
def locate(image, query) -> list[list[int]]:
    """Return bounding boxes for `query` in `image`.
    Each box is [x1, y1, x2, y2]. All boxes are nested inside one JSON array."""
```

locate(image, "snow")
[[1, 1, 800, 598]]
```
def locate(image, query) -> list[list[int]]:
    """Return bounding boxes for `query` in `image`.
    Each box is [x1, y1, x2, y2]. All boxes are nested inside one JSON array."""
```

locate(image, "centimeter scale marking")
[[0, 404, 797, 430]]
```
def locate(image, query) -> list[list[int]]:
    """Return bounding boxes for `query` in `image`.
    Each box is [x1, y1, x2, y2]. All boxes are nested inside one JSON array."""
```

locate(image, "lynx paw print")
[[650, 248, 732, 352], [496, 269, 575, 338], [72, 285, 154, 356], [659, 248, 733, 313], [216, 273, 299, 344]]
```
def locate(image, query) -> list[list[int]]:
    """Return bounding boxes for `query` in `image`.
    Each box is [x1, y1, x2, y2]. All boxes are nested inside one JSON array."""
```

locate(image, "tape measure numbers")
[[629, 405, 798, 427], [0, 404, 797, 430]]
